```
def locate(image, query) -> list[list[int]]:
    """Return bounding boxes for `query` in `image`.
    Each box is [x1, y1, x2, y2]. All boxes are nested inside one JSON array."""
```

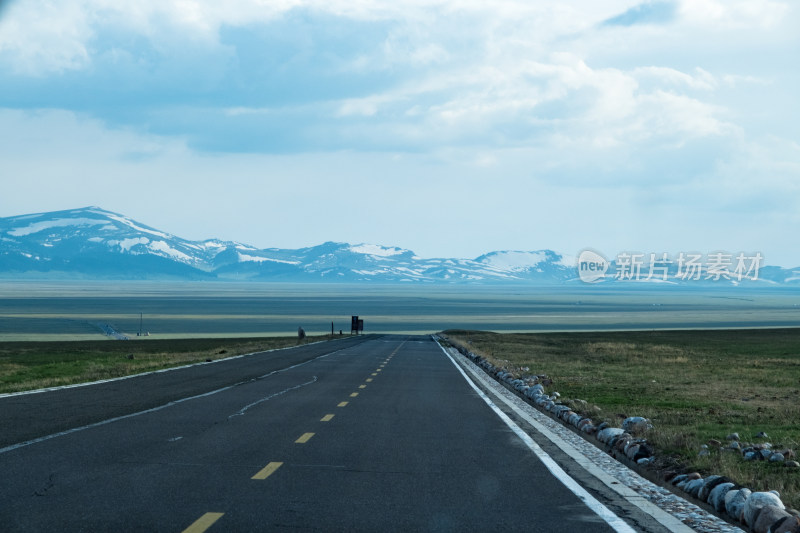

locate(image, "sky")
[[0, 0, 798, 265]]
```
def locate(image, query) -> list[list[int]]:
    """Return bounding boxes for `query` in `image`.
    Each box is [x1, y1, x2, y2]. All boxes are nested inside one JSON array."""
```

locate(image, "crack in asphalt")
[[228, 376, 319, 420], [32, 473, 55, 497]]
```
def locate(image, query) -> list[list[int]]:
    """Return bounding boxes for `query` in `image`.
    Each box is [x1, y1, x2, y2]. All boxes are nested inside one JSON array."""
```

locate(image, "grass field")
[[440, 328, 800, 510], [0, 335, 337, 394]]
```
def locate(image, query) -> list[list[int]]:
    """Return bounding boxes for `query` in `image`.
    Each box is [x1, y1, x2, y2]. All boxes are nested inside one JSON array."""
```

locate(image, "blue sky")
[[1, 0, 798, 265]]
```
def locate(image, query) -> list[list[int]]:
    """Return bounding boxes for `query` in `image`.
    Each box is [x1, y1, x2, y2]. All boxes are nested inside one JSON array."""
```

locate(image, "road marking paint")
[[350, 392, 359, 397], [252, 461, 283, 480], [295, 432, 315, 444], [182, 512, 224, 533], [366, 378, 373, 382], [438, 343, 637, 533], [338, 401, 348, 407], [321, 414, 335, 422], [359, 384, 366, 389], [371, 373, 378, 376], [376, 369, 382, 372]]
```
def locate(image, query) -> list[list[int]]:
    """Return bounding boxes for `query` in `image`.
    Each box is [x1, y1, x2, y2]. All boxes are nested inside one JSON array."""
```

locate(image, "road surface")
[[0, 335, 667, 532]]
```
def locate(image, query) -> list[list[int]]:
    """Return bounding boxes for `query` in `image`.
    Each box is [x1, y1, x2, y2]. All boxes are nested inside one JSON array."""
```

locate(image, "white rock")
[[724, 488, 751, 522], [622, 416, 651, 434], [596, 427, 625, 445], [708, 482, 735, 512], [743, 491, 784, 527]]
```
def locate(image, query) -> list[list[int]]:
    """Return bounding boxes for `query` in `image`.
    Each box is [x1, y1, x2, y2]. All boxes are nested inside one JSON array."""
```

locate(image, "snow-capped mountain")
[[0, 207, 575, 282], [0, 207, 236, 279], [0, 207, 797, 285]]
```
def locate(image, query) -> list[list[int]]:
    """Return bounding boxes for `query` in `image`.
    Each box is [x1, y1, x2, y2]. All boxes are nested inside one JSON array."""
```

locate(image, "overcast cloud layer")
[[1, 0, 798, 265]]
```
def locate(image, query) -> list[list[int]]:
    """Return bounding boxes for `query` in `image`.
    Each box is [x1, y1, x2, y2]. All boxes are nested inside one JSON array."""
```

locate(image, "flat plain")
[[2, 281, 800, 340]]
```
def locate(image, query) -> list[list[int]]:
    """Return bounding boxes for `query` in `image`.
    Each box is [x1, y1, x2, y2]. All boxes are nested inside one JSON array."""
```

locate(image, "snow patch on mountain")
[[8, 217, 108, 237], [237, 252, 300, 265], [148, 241, 192, 261], [349, 244, 407, 257], [102, 211, 172, 240], [116, 237, 149, 251], [481, 251, 548, 270]]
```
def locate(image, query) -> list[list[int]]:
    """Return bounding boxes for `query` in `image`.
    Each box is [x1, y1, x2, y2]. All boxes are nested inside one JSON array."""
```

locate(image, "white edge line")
[[0, 345, 349, 455], [445, 345, 698, 533], [436, 340, 637, 533]]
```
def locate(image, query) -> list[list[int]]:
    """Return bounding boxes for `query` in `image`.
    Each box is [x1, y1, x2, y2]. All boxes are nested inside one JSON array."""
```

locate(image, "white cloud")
[[0, 0, 798, 263], [634, 67, 717, 91], [0, 1, 92, 75], [679, 0, 790, 29]]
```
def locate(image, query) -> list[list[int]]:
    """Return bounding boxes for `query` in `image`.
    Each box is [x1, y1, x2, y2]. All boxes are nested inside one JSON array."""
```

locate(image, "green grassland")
[[440, 328, 800, 510], [0, 335, 335, 394]]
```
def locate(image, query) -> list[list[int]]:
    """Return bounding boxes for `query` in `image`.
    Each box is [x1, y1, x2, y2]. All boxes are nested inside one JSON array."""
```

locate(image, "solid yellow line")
[[350, 392, 359, 397], [321, 414, 335, 422], [252, 461, 283, 480], [338, 401, 348, 407], [295, 432, 315, 444], [182, 512, 224, 533]]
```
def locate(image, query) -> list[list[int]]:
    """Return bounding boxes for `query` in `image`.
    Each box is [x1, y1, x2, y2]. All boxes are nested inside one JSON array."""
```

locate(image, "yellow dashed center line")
[[191, 342, 416, 531], [295, 432, 315, 444], [182, 512, 224, 533], [252, 462, 283, 480]]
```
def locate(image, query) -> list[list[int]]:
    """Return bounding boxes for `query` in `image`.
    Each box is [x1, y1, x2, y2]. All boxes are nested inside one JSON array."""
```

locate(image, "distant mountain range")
[[0, 207, 797, 285]]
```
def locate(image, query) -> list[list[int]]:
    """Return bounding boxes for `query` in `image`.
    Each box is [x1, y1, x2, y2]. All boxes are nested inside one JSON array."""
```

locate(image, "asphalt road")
[[1, 335, 637, 532]]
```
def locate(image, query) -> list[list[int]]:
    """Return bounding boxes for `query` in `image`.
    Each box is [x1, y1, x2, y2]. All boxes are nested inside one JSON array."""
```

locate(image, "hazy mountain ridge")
[[0, 207, 796, 285]]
